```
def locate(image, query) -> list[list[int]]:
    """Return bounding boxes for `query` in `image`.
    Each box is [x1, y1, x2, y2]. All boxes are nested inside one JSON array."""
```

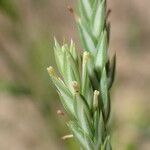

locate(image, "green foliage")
[[0, 80, 31, 95], [0, 0, 19, 20], [47, 0, 116, 149]]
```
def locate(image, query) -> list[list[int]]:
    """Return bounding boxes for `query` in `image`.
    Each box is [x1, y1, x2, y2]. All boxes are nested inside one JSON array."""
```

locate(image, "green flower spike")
[[47, 0, 116, 149]]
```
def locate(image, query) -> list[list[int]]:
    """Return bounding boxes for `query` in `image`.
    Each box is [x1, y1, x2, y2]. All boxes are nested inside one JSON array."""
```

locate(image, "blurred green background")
[[0, 0, 150, 150]]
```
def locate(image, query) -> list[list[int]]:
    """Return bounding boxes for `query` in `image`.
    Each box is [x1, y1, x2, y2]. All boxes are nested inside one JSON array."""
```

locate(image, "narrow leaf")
[[68, 121, 94, 150], [102, 136, 112, 150], [81, 52, 93, 107], [47, 67, 75, 116], [100, 67, 110, 122], [78, 20, 96, 55], [108, 53, 116, 89], [80, 0, 92, 20], [66, 50, 81, 84], [54, 39, 64, 74], [96, 112, 105, 149], [95, 30, 108, 73], [70, 40, 78, 62], [74, 92, 93, 137], [92, 0, 106, 38], [87, 56, 99, 90]]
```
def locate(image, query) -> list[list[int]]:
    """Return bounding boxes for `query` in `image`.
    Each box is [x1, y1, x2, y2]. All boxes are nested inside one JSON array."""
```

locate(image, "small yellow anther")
[[83, 51, 90, 67], [72, 81, 79, 93], [57, 110, 65, 116], [94, 90, 100, 97], [61, 134, 73, 140], [47, 66, 57, 77], [93, 90, 100, 109]]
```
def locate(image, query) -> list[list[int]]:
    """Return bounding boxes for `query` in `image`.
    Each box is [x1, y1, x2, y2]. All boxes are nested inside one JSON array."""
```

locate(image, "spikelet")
[[47, 0, 116, 149]]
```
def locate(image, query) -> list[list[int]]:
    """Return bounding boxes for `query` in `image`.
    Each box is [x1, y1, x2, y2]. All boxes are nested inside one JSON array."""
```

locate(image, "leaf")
[[86, 85, 93, 109], [54, 47, 63, 74], [68, 121, 94, 150], [50, 74, 71, 97], [74, 93, 93, 137], [101, 136, 112, 150], [78, 20, 96, 55], [79, 0, 89, 22], [49, 74, 75, 116], [58, 93, 75, 117], [66, 50, 81, 85], [95, 112, 105, 149], [54, 39, 65, 75], [60, 49, 76, 92], [92, 0, 106, 38], [70, 40, 78, 62], [81, 52, 93, 108], [108, 53, 116, 89], [87, 56, 99, 90], [106, 22, 111, 45], [100, 67, 110, 122], [79, 0, 92, 20], [95, 30, 108, 73]]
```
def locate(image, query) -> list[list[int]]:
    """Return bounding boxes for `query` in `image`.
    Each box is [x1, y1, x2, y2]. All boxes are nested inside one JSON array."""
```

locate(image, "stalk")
[[47, 0, 116, 149]]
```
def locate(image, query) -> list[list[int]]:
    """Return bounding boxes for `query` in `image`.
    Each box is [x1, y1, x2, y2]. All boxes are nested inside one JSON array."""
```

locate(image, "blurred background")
[[0, 0, 150, 150]]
